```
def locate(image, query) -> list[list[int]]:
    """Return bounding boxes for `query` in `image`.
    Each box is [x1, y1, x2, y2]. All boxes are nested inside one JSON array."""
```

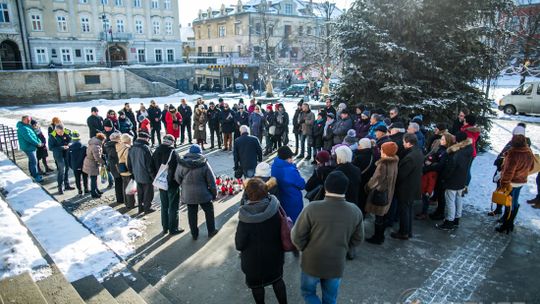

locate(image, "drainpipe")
[[15, 0, 32, 69]]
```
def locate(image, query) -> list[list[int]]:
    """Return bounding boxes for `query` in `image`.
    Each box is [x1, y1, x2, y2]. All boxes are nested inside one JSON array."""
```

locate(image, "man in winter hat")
[[234, 125, 263, 178], [128, 130, 156, 215]]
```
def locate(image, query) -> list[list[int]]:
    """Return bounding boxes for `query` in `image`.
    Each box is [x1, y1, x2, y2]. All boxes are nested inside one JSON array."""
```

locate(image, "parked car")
[[498, 81, 540, 115], [225, 83, 246, 92], [282, 84, 308, 97], [197, 83, 210, 92], [212, 84, 223, 92]]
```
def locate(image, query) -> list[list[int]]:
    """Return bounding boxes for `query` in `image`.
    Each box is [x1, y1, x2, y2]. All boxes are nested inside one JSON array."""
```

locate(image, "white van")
[[498, 81, 540, 115]]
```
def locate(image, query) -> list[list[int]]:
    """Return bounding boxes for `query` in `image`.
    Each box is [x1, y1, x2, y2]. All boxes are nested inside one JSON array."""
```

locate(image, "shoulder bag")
[[278, 206, 295, 252]]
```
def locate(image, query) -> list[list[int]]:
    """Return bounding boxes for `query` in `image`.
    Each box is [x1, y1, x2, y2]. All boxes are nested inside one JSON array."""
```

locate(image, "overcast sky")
[[178, 0, 354, 26]]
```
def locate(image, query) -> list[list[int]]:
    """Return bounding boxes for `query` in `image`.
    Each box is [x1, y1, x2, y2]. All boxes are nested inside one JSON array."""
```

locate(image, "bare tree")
[[513, 0, 540, 84]]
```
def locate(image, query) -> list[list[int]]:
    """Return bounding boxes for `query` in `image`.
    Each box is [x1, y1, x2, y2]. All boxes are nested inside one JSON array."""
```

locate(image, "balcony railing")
[[99, 32, 133, 42]]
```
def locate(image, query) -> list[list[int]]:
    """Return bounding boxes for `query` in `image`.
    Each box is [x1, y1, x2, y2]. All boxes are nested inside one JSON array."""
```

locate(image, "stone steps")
[[102, 276, 147, 304], [0, 272, 48, 304], [35, 265, 85, 304], [72, 275, 119, 304]]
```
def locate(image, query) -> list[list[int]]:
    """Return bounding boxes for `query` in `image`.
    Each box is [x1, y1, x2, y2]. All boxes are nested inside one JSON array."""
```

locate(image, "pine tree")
[[337, 0, 514, 149]]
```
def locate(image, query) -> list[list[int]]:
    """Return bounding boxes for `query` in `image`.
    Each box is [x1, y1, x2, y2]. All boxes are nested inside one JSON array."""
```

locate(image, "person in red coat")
[[460, 114, 480, 193], [165, 105, 183, 143]]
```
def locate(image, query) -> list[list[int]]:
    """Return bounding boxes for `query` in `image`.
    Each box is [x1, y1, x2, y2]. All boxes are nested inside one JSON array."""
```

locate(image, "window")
[[268, 25, 274, 36], [255, 23, 261, 35], [207, 26, 211, 38], [84, 75, 100, 84], [115, 0, 123, 6], [164, 0, 171, 9], [57, 15, 68, 32], [234, 23, 240, 35], [219, 45, 225, 54], [218, 25, 226, 37], [165, 21, 172, 35], [137, 49, 145, 62], [0, 3, 9, 23], [152, 20, 160, 34], [306, 26, 312, 35], [237, 45, 241, 55], [284, 3, 293, 15], [154, 49, 162, 62], [207, 46, 212, 56], [116, 19, 124, 32], [30, 14, 42, 31], [151, 0, 159, 9], [135, 19, 143, 34], [84, 48, 95, 63], [284, 25, 291, 38], [298, 26, 303, 36], [101, 0, 108, 4], [75, 49, 82, 57], [81, 17, 90, 32], [133, 0, 141, 7], [35, 48, 48, 64], [102, 18, 110, 31], [166, 49, 174, 62], [60, 48, 72, 64]]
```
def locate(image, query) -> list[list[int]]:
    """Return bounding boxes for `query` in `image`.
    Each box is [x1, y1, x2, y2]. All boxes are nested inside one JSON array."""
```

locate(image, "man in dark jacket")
[[320, 98, 336, 119], [275, 103, 289, 147], [152, 135, 184, 235], [121, 103, 137, 137], [389, 122, 406, 159], [292, 100, 303, 155], [292, 171, 364, 304], [68, 131, 88, 195], [450, 108, 469, 136], [334, 146, 362, 209], [127, 131, 156, 214], [436, 132, 473, 230], [49, 124, 74, 194], [392, 133, 423, 240], [389, 107, 405, 126], [234, 125, 263, 178], [332, 109, 353, 145], [207, 102, 222, 149], [87, 107, 104, 138], [178, 99, 192, 144], [104, 132, 124, 205], [235, 105, 249, 140], [220, 104, 236, 151], [147, 100, 162, 146], [264, 104, 276, 155], [374, 125, 391, 148]]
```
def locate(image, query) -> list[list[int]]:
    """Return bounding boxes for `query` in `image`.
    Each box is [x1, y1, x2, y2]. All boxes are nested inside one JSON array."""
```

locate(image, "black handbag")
[[234, 167, 243, 179], [305, 184, 324, 201], [371, 189, 388, 206], [117, 162, 128, 173]]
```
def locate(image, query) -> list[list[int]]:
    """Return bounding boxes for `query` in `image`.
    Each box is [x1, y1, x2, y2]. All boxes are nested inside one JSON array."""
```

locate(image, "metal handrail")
[[0, 124, 19, 163]]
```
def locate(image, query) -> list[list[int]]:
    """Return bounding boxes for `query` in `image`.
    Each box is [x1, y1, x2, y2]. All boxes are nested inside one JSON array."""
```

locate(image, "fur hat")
[[381, 142, 398, 157], [455, 131, 468, 143], [358, 138, 372, 149], [324, 171, 349, 195], [255, 162, 271, 177]]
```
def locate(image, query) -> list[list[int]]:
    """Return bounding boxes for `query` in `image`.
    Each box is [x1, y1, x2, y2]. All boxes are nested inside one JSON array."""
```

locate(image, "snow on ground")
[[0, 153, 125, 282], [0, 196, 51, 281], [80, 206, 145, 258]]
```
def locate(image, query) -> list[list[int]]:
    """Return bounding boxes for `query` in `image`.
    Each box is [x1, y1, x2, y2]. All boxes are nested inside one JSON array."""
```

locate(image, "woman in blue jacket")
[[271, 146, 306, 223]]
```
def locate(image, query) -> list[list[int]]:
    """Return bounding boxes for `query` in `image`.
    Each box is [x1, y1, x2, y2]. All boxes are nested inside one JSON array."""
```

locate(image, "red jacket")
[[461, 124, 480, 157], [165, 111, 182, 139]]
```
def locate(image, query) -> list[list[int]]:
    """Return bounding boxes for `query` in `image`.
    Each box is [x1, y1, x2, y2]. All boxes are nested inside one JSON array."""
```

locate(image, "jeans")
[[300, 272, 341, 304], [90, 175, 98, 196], [187, 202, 215, 237], [243, 168, 255, 178], [294, 132, 300, 153], [74, 169, 88, 192], [137, 183, 154, 212], [511, 186, 522, 211], [445, 189, 464, 221], [159, 186, 180, 232], [466, 157, 475, 186], [300, 134, 307, 156], [55, 156, 69, 188], [151, 126, 162, 146], [181, 121, 192, 143], [535, 173, 540, 200], [24, 150, 39, 178], [398, 200, 413, 236], [209, 126, 222, 148]]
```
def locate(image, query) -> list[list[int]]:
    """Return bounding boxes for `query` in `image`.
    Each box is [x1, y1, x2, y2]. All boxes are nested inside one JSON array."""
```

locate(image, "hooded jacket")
[[104, 140, 121, 178], [127, 139, 155, 184], [68, 141, 86, 171], [17, 121, 41, 152], [500, 146, 535, 186], [271, 158, 305, 223], [460, 124, 480, 157], [174, 153, 217, 204], [82, 137, 105, 176], [441, 138, 474, 190]]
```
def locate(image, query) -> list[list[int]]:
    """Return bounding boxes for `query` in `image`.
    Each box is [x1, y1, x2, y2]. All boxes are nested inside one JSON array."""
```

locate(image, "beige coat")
[[116, 142, 131, 177], [82, 137, 105, 177], [365, 156, 399, 216]]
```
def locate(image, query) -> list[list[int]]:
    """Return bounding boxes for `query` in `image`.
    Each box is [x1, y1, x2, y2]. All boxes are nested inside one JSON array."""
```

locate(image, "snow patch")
[[0, 153, 125, 282], [0, 197, 51, 281], [80, 206, 145, 258]]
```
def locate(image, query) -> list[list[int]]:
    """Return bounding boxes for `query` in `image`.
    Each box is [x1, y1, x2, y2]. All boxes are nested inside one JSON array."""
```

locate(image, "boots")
[[497, 207, 510, 223], [436, 220, 455, 231], [366, 223, 385, 245], [495, 205, 519, 234], [527, 197, 540, 205], [487, 204, 502, 216]]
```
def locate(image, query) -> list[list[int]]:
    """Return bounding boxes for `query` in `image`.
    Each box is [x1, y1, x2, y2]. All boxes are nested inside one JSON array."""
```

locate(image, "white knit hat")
[[512, 126, 526, 136], [358, 138, 372, 149], [255, 162, 271, 177]]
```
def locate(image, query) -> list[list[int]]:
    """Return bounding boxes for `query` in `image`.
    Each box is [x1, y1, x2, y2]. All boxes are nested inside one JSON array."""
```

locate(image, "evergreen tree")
[[337, 0, 514, 148]]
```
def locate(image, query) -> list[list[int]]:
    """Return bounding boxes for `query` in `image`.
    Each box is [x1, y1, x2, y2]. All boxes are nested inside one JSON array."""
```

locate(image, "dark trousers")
[[74, 170, 88, 192], [385, 197, 399, 227], [90, 175, 98, 196], [151, 127, 162, 146], [114, 177, 124, 204], [432, 186, 447, 215], [398, 200, 413, 237], [536, 173, 540, 199], [265, 133, 273, 153], [137, 182, 154, 212], [294, 132, 300, 153], [187, 202, 215, 237], [209, 126, 222, 148], [55, 156, 70, 188], [122, 176, 136, 208], [159, 187, 180, 232], [251, 278, 288, 304], [181, 121, 192, 143]]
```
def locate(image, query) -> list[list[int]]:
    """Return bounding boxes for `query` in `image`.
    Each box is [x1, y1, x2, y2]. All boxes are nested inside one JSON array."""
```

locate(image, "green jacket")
[[17, 121, 41, 152]]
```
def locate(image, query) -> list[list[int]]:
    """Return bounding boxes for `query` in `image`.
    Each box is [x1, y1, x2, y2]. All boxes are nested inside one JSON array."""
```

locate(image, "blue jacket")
[[415, 131, 425, 151], [48, 131, 71, 160], [17, 121, 41, 152], [271, 158, 305, 223], [68, 141, 87, 171], [119, 117, 133, 134], [367, 121, 386, 139], [249, 113, 265, 138]]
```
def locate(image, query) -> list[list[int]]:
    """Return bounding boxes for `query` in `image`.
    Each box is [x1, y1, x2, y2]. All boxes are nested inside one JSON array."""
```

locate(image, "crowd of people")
[[14, 96, 539, 304]]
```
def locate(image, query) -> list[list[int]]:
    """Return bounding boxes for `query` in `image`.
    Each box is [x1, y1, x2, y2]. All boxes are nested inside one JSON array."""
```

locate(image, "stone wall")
[[0, 70, 60, 105]]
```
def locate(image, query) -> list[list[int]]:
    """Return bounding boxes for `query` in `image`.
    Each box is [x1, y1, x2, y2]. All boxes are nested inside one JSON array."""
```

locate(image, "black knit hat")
[[277, 146, 294, 160], [455, 131, 468, 143], [324, 171, 349, 195], [138, 131, 150, 139], [103, 119, 113, 128]]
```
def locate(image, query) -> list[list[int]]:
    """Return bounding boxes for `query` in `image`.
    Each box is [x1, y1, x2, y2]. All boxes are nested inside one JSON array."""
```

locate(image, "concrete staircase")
[[127, 69, 178, 89]]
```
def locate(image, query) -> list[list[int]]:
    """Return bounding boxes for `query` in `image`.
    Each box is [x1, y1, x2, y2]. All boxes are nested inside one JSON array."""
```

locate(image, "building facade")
[[0, 0, 182, 69], [0, 0, 31, 69]]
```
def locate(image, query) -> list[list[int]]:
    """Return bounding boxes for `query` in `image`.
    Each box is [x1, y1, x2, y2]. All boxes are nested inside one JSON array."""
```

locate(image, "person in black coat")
[[353, 138, 377, 214], [235, 106, 249, 139], [392, 133, 424, 240], [389, 122, 406, 160], [147, 100, 162, 146], [161, 104, 169, 131], [234, 125, 263, 178], [320, 98, 336, 119], [121, 103, 138, 137], [292, 100, 303, 155], [31, 120, 53, 175], [207, 102, 222, 149], [305, 150, 334, 197], [49, 124, 73, 194], [178, 99, 193, 144], [333, 146, 362, 208], [87, 107, 104, 138], [235, 178, 287, 304], [152, 135, 183, 235], [450, 108, 469, 136], [311, 113, 325, 161], [220, 105, 236, 151], [68, 131, 88, 195], [104, 132, 124, 204]]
